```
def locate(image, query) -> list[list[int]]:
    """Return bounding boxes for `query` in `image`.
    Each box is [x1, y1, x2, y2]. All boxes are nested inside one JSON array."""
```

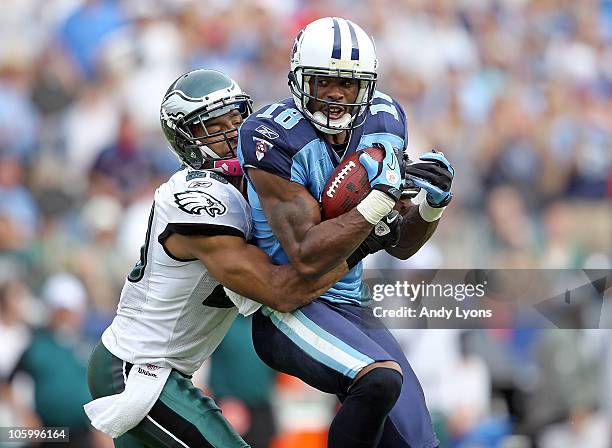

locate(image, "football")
[[320, 146, 385, 220]]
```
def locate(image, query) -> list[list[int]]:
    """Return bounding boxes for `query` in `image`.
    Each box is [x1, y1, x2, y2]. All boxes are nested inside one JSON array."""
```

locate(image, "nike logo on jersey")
[[174, 191, 227, 218]]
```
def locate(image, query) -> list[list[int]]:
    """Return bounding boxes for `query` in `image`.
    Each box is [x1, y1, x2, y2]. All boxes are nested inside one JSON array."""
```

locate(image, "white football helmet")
[[289, 17, 378, 135]]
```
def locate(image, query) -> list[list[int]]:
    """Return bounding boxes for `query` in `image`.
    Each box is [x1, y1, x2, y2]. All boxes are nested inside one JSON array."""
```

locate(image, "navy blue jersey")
[[238, 91, 408, 305]]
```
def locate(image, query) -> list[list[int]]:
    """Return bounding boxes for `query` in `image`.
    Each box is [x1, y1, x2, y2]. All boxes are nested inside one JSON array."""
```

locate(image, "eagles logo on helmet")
[[160, 69, 253, 176]]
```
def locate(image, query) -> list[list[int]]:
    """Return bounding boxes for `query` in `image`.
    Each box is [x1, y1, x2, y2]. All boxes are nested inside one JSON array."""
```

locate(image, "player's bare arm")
[[387, 198, 440, 259], [164, 231, 348, 312], [248, 168, 372, 278]]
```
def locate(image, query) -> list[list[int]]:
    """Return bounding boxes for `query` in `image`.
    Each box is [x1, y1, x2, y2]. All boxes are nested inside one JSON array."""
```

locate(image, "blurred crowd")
[[0, 0, 611, 447]]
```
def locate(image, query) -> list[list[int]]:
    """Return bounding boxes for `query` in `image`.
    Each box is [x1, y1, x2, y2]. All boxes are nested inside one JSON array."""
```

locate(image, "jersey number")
[[257, 103, 303, 129], [127, 204, 155, 283], [370, 91, 399, 121]]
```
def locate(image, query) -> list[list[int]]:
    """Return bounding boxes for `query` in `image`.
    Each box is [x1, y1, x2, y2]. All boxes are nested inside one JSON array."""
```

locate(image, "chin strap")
[[312, 111, 352, 135], [212, 159, 243, 176]]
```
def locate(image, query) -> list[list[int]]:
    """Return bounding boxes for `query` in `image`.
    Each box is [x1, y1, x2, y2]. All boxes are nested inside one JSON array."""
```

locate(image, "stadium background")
[[0, 0, 611, 447]]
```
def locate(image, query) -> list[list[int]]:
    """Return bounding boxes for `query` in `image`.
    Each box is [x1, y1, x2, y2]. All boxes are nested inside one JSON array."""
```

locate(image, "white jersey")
[[102, 168, 258, 375]]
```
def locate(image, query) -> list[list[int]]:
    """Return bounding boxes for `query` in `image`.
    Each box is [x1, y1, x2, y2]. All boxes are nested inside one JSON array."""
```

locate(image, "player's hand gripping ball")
[[320, 146, 385, 220], [320, 144, 401, 220]]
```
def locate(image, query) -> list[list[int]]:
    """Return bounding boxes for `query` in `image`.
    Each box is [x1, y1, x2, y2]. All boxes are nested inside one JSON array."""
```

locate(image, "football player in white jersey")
[[84, 69, 394, 448]]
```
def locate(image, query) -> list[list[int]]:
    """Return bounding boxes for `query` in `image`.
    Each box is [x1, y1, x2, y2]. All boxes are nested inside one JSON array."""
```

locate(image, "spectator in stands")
[[7, 273, 94, 447]]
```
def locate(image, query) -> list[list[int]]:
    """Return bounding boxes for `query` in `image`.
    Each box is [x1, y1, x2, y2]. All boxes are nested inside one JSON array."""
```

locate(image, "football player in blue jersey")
[[238, 18, 454, 448]]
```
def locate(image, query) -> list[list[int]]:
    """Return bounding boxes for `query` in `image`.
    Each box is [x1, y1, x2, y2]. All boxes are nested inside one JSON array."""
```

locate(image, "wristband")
[[356, 190, 396, 225], [346, 246, 368, 269], [418, 200, 446, 222]]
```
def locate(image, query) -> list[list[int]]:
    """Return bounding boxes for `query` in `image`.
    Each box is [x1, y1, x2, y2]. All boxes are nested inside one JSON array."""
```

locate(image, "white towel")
[[84, 363, 171, 438], [224, 287, 261, 316]]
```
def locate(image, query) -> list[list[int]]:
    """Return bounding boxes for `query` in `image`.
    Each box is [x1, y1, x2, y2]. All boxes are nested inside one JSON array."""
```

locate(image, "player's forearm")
[[251, 169, 375, 278], [267, 262, 349, 312], [385, 203, 439, 260], [284, 208, 373, 278], [230, 260, 347, 312], [203, 240, 347, 313]]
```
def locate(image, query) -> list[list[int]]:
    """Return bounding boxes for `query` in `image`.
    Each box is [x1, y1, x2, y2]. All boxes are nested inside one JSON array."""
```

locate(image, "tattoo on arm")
[[250, 168, 372, 277]]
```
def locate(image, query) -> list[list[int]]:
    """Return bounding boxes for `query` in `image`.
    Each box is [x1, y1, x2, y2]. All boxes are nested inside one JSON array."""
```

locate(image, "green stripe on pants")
[[87, 341, 249, 448]]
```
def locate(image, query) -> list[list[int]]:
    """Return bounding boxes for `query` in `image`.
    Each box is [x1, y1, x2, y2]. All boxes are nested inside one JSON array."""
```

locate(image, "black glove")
[[403, 150, 454, 207], [396, 150, 422, 199], [346, 210, 403, 269]]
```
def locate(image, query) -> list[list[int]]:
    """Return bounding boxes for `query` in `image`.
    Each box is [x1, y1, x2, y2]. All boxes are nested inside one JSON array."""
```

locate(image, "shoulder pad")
[[241, 99, 319, 157], [239, 100, 319, 182], [156, 170, 249, 230]]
